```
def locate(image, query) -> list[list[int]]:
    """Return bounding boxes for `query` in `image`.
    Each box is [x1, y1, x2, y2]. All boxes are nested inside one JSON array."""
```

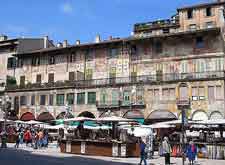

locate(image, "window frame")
[[187, 9, 193, 19], [87, 92, 96, 105], [77, 92, 85, 105], [40, 95, 46, 105], [56, 94, 64, 106]]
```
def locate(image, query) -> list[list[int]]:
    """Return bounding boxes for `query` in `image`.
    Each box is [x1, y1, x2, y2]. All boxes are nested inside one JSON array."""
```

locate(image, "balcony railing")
[[96, 100, 146, 109], [6, 71, 225, 91], [134, 18, 179, 32]]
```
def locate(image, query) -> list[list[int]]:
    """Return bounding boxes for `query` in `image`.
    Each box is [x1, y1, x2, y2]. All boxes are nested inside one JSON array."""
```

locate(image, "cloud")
[[60, 2, 73, 14]]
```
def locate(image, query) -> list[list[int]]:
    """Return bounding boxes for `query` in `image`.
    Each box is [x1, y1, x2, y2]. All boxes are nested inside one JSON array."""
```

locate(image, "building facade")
[[5, 1, 225, 122], [0, 36, 53, 119]]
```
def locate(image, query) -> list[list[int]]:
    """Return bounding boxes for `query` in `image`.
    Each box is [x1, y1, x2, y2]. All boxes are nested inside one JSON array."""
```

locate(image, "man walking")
[[162, 137, 171, 165], [139, 138, 147, 165]]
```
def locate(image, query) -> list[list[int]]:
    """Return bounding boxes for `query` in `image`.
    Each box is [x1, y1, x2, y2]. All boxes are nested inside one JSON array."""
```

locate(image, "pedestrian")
[[24, 130, 32, 147], [139, 138, 147, 165], [162, 136, 171, 165], [15, 132, 20, 148], [186, 141, 197, 165]]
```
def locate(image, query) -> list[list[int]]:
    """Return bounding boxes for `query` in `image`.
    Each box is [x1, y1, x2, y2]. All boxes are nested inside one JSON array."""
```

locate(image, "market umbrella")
[[64, 117, 96, 122], [97, 116, 135, 122]]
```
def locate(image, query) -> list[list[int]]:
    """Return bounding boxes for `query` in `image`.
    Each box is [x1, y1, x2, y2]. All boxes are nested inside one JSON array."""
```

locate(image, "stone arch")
[[20, 112, 35, 121], [56, 112, 74, 119], [191, 110, 208, 121], [146, 110, 177, 124], [123, 110, 144, 119], [99, 111, 119, 118], [78, 111, 95, 118], [37, 112, 55, 122], [209, 111, 223, 120]]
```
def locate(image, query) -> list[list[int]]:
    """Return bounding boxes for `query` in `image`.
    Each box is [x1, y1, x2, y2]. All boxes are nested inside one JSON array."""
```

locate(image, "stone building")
[[5, 0, 225, 122], [0, 36, 54, 119]]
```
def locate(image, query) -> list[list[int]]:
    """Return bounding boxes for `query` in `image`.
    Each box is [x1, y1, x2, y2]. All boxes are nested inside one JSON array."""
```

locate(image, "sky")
[[0, 0, 211, 45]]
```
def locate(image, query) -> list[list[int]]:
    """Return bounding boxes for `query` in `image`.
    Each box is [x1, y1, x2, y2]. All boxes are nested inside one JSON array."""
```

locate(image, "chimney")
[[57, 42, 63, 48], [95, 34, 101, 43], [0, 35, 8, 41], [44, 36, 48, 48], [109, 36, 113, 40], [76, 40, 80, 45], [63, 40, 68, 47]]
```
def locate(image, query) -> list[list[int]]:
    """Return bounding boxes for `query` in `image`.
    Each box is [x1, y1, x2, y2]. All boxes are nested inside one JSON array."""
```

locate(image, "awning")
[[147, 110, 177, 120], [37, 112, 54, 122], [20, 112, 35, 121]]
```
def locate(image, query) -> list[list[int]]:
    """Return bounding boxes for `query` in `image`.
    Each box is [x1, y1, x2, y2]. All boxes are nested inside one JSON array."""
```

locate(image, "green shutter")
[[100, 91, 107, 105], [123, 91, 130, 106], [112, 90, 119, 106], [88, 92, 96, 104]]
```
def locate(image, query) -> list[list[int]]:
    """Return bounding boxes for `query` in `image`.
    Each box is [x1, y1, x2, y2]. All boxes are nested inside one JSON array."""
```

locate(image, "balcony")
[[5, 71, 225, 91], [96, 100, 146, 110], [134, 18, 179, 33]]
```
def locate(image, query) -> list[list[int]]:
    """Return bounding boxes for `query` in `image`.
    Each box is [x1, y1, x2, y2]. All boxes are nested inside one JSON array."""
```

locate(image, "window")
[[112, 90, 119, 106], [48, 73, 54, 83], [40, 95, 46, 105], [49, 56, 55, 65], [208, 86, 215, 102], [155, 42, 162, 54], [7, 57, 16, 69], [85, 50, 94, 61], [196, 37, 204, 48], [216, 86, 223, 100], [192, 87, 198, 101], [67, 93, 74, 105], [32, 57, 40, 66], [68, 53, 76, 63], [31, 95, 35, 105], [56, 94, 64, 106], [77, 71, 84, 81], [162, 89, 169, 100], [49, 94, 54, 106], [100, 90, 107, 105], [149, 89, 160, 100], [187, 9, 193, 19], [205, 21, 214, 28], [163, 28, 169, 34], [88, 92, 96, 104], [199, 87, 205, 100], [136, 88, 144, 104], [123, 91, 130, 105], [36, 74, 42, 84], [109, 48, 119, 58], [162, 88, 176, 100], [206, 7, 212, 17], [85, 69, 93, 80], [77, 93, 85, 105], [20, 76, 25, 86], [189, 24, 196, 31], [179, 86, 188, 100], [20, 96, 27, 106], [69, 72, 75, 81], [17, 58, 23, 68], [131, 45, 137, 55]]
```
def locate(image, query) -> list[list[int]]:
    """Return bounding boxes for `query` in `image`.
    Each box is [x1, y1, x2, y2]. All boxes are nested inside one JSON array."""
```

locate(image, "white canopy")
[[64, 117, 95, 122], [194, 119, 225, 125], [97, 116, 135, 122]]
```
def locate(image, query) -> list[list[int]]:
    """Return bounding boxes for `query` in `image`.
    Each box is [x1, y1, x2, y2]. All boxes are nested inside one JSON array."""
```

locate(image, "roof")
[[15, 27, 221, 57], [177, 1, 225, 11]]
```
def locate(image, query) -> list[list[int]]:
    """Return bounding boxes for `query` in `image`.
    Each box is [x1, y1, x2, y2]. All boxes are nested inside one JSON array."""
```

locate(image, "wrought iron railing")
[[6, 71, 224, 91]]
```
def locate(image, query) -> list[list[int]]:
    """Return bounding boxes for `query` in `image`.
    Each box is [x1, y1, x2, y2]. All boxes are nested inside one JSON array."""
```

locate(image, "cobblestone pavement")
[[1, 143, 225, 165]]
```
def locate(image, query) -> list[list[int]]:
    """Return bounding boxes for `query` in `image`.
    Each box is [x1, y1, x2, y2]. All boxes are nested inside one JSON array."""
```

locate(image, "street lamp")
[[177, 83, 190, 165], [0, 94, 12, 148]]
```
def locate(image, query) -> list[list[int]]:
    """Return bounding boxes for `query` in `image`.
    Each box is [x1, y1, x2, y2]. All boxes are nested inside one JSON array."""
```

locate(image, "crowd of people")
[[14, 126, 49, 149]]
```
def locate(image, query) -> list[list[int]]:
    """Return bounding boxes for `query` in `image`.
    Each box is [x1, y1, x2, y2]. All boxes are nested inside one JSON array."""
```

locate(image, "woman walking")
[[186, 141, 197, 165]]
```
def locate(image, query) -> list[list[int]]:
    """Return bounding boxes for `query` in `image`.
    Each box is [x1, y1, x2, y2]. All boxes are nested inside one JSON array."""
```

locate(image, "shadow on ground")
[[0, 148, 132, 165]]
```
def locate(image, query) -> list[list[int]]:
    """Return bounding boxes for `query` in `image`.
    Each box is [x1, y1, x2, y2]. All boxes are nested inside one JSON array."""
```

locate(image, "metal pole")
[[181, 109, 185, 165]]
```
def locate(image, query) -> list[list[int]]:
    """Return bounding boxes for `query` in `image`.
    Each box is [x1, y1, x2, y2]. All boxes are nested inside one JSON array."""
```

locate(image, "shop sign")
[[121, 144, 126, 157], [81, 142, 86, 154], [66, 142, 71, 153]]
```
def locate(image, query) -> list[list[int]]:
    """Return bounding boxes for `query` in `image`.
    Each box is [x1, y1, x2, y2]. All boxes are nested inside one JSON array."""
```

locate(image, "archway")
[[123, 110, 144, 124], [37, 112, 55, 122], [20, 112, 35, 121], [78, 111, 95, 118], [192, 110, 208, 121], [146, 110, 177, 124], [209, 111, 223, 120], [56, 112, 74, 119], [99, 111, 119, 118]]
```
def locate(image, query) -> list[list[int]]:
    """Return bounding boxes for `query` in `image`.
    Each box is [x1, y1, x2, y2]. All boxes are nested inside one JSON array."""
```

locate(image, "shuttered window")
[[208, 86, 215, 103], [56, 94, 64, 106], [88, 92, 96, 104], [192, 87, 198, 101], [77, 93, 85, 105], [199, 86, 205, 100], [216, 86, 223, 100]]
